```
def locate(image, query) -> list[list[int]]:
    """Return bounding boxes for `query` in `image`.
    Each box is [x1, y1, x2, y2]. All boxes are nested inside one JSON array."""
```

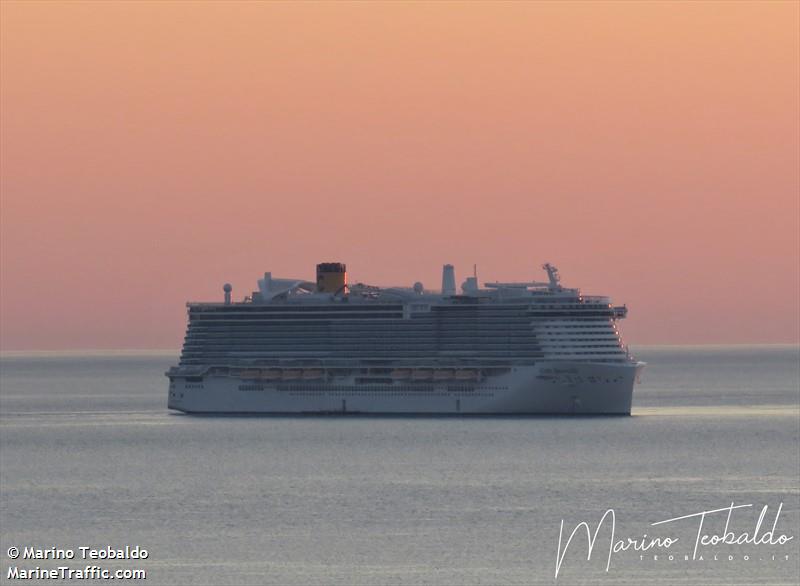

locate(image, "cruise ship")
[[167, 263, 644, 415]]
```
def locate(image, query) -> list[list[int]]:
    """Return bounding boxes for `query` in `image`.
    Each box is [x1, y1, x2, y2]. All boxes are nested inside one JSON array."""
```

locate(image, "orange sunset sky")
[[1, 1, 798, 350]]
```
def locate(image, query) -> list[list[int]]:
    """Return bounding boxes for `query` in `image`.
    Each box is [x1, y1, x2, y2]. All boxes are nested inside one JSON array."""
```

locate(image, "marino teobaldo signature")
[[554, 502, 794, 579]]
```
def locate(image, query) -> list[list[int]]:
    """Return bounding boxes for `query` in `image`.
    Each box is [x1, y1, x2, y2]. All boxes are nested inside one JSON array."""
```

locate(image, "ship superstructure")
[[167, 263, 644, 414]]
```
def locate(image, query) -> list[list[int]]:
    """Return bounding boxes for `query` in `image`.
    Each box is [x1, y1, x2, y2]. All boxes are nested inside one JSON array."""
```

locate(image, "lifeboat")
[[412, 369, 433, 380], [260, 369, 282, 380], [433, 369, 454, 380], [391, 369, 412, 379], [455, 370, 479, 380], [281, 370, 302, 380], [240, 369, 261, 379], [303, 369, 324, 380]]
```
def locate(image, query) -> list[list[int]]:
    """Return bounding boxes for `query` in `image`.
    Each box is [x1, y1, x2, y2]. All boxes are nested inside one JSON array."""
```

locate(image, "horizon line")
[[1, 343, 799, 359]]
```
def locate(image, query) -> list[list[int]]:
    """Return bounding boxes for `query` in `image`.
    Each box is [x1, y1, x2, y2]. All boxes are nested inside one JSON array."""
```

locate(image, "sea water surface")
[[1, 346, 798, 585]]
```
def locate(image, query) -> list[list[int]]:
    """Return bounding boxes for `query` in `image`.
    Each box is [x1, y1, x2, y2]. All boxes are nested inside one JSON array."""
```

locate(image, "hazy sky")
[[1, 1, 798, 350]]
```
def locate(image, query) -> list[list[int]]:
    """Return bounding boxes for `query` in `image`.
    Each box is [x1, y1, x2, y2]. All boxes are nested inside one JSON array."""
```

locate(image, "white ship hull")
[[168, 361, 644, 415]]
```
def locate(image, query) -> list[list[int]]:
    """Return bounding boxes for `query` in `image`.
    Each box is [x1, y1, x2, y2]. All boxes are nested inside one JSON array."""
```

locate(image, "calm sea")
[[1, 346, 798, 585]]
